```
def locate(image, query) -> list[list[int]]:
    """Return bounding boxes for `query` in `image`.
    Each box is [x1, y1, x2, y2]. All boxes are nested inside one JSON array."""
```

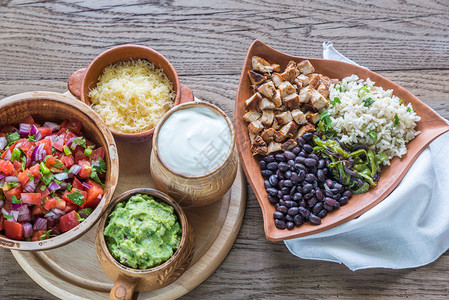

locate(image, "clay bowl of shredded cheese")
[[68, 45, 194, 143]]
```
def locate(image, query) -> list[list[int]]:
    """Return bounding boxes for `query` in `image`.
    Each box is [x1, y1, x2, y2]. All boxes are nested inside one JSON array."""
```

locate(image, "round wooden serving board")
[[10, 94, 247, 299]]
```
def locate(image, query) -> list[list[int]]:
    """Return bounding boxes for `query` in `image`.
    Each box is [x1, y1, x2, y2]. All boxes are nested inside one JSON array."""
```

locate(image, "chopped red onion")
[[23, 179, 36, 193], [54, 172, 69, 181], [0, 178, 4, 187], [59, 181, 67, 189], [0, 174, 4, 180], [30, 124, 39, 136], [43, 122, 60, 131], [0, 137, 7, 150], [44, 211, 55, 220], [11, 210, 19, 222], [5, 176, 19, 183], [0, 200, 3, 209], [33, 217, 47, 231], [3, 149, 11, 161], [17, 205, 31, 223], [31, 144, 46, 161], [65, 136, 75, 146], [91, 160, 100, 167], [12, 203, 22, 210], [52, 208, 65, 216], [23, 223, 33, 238], [69, 164, 81, 175], [47, 181, 61, 192], [82, 182, 92, 189], [19, 123, 31, 136], [35, 130, 42, 141], [1, 208, 8, 215]]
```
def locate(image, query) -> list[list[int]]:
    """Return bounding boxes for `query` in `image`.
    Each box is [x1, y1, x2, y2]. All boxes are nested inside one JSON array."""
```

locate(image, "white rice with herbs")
[[327, 75, 420, 164]]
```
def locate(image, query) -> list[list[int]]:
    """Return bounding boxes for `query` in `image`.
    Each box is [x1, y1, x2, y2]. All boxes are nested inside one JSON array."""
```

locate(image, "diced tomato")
[[60, 210, 80, 232], [38, 127, 53, 138], [31, 230, 47, 241], [78, 160, 91, 178], [0, 160, 14, 175], [31, 205, 45, 217], [0, 215, 3, 231], [72, 177, 83, 190], [17, 139, 34, 153], [63, 204, 77, 214], [55, 198, 66, 210], [21, 115, 35, 125], [44, 197, 57, 210], [89, 147, 105, 162], [74, 151, 87, 164], [52, 133, 65, 152], [62, 188, 87, 208], [66, 119, 83, 135], [3, 185, 23, 202], [37, 187, 50, 199], [29, 164, 42, 180], [44, 155, 63, 169], [62, 155, 75, 168], [4, 221, 24, 240], [84, 179, 104, 208], [36, 138, 52, 155], [1, 141, 18, 159], [17, 170, 34, 186], [13, 160, 22, 171], [21, 193, 42, 206], [63, 131, 77, 145]]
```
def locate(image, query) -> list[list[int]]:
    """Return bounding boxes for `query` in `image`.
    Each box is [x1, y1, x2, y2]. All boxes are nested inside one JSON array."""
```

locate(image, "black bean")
[[288, 207, 299, 216], [334, 202, 340, 209], [259, 160, 267, 170], [308, 166, 318, 174], [333, 193, 341, 200], [323, 203, 334, 212], [277, 205, 288, 214], [295, 156, 305, 164], [303, 183, 313, 193], [278, 200, 286, 207], [275, 219, 287, 229], [292, 193, 302, 201], [305, 173, 316, 183], [324, 190, 334, 198], [325, 179, 334, 188], [292, 146, 301, 154], [318, 209, 328, 218], [303, 144, 313, 153], [308, 153, 319, 161], [304, 158, 316, 167], [266, 188, 278, 196], [268, 195, 278, 204], [283, 195, 292, 202], [339, 196, 349, 206], [302, 132, 313, 141], [276, 169, 285, 180], [267, 162, 278, 171], [285, 170, 292, 179], [283, 180, 293, 187], [296, 136, 305, 146], [309, 214, 322, 225], [307, 197, 317, 206], [261, 170, 273, 178], [318, 159, 326, 169], [304, 192, 313, 200], [289, 186, 296, 196], [265, 155, 275, 163], [273, 211, 285, 220], [284, 150, 296, 160], [285, 200, 297, 208], [287, 160, 295, 167], [281, 186, 290, 194], [277, 190, 283, 199], [324, 197, 338, 207], [285, 214, 294, 222], [291, 172, 299, 184], [294, 214, 303, 226], [313, 202, 324, 214], [299, 199, 307, 208], [275, 154, 286, 162], [299, 150, 307, 157], [297, 170, 306, 182], [315, 189, 324, 201], [334, 182, 343, 191], [330, 188, 339, 194], [286, 221, 294, 230], [269, 175, 279, 187], [343, 190, 352, 198], [317, 169, 326, 182], [299, 207, 310, 218], [278, 162, 288, 172], [264, 180, 272, 189]]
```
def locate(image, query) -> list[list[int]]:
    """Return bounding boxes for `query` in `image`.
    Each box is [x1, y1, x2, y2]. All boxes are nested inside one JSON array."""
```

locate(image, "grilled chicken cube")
[[295, 74, 309, 87], [310, 90, 329, 110], [305, 111, 320, 124], [243, 110, 262, 123], [295, 123, 316, 138], [248, 120, 264, 134], [248, 70, 267, 86], [279, 121, 299, 138], [272, 90, 282, 107], [245, 92, 263, 110], [251, 136, 268, 156], [271, 73, 283, 87], [308, 73, 321, 89], [271, 119, 280, 130], [279, 61, 300, 82], [259, 98, 276, 110], [267, 141, 282, 154], [297, 60, 315, 75], [275, 111, 293, 126], [257, 81, 277, 99], [252, 56, 280, 74], [291, 109, 307, 125], [319, 75, 335, 89], [299, 86, 313, 104], [249, 132, 257, 143], [283, 93, 300, 109], [260, 128, 276, 143], [317, 83, 330, 98], [278, 81, 296, 98], [274, 131, 287, 142], [260, 110, 275, 127], [281, 139, 297, 151]]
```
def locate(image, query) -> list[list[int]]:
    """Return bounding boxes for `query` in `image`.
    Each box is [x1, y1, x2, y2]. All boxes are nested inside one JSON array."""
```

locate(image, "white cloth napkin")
[[284, 42, 449, 271]]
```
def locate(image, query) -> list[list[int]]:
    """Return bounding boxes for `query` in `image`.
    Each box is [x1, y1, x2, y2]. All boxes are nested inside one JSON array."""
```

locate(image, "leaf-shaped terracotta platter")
[[235, 40, 449, 242]]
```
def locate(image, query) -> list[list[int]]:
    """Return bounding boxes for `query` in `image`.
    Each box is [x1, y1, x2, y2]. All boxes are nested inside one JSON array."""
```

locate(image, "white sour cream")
[[158, 106, 231, 176]]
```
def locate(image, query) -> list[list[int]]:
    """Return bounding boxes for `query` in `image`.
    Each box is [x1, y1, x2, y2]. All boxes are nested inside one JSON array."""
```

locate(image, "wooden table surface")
[[1, 1, 449, 299]]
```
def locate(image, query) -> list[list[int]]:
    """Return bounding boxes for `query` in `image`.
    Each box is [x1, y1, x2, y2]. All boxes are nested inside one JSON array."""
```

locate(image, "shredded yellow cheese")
[[88, 59, 175, 133]]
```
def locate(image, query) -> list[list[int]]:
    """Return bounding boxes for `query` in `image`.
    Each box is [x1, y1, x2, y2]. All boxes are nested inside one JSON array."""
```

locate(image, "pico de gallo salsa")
[[0, 116, 107, 241]]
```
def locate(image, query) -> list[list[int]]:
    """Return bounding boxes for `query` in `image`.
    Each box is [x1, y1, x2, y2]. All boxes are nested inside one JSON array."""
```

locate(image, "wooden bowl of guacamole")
[[95, 188, 195, 300]]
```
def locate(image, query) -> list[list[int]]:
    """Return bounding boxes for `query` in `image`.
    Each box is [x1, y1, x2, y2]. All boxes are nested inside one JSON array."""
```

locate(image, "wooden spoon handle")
[[67, 68, 86, 100], [179, 83, 194, 103], [110, 273, 138, 300]]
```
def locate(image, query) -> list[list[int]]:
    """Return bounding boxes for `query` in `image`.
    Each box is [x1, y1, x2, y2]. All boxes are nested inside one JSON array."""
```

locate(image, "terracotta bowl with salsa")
[[0, 91, 119, 251]]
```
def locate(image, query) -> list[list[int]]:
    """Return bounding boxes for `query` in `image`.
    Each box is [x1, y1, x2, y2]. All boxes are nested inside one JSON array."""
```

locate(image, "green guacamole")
[[104, 194, 181, 270]]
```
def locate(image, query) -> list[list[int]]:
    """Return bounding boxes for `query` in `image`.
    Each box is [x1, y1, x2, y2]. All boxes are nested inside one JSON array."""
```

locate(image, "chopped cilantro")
[[41, 172, 54, 186], [363, 97, 375, 107], [71, 137, 86, 150], [358, 86, 370, 97], [77, 212, 85, 222], [330, 97, 341, 106], [334, 83, 342, 92], [40, 185, 46, 191], [11, 148, 22, 162], [27, 174, 35, 180], [407, 107, 412, 113], [41, 230, 57, 240], [3, 214, 13, 220], [6, 132, 20, 146], [89, 169, 105, 188], [319, 110, 332, 131], [11, 195, 21, 204], [93, 157, 107, 173], [368, 130, 378, 144], [7, 182, 18, 189], [66, 183, 72, 192], [27, 135, 37, 142], [51, 160, 64, 169], [393, 114, 400, 128], [21, 156, 27, 172], [399, 99, 404, 104], [67, 190, 84, 206]]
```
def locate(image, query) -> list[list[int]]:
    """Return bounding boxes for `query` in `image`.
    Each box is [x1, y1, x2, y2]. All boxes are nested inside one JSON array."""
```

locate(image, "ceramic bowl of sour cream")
[[150, 101, 238, 207]]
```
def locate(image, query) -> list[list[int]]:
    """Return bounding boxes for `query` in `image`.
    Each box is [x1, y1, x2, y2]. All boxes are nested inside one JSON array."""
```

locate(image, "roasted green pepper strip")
[[353, 182, 370, 194], [367, 149, 377, 177]]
